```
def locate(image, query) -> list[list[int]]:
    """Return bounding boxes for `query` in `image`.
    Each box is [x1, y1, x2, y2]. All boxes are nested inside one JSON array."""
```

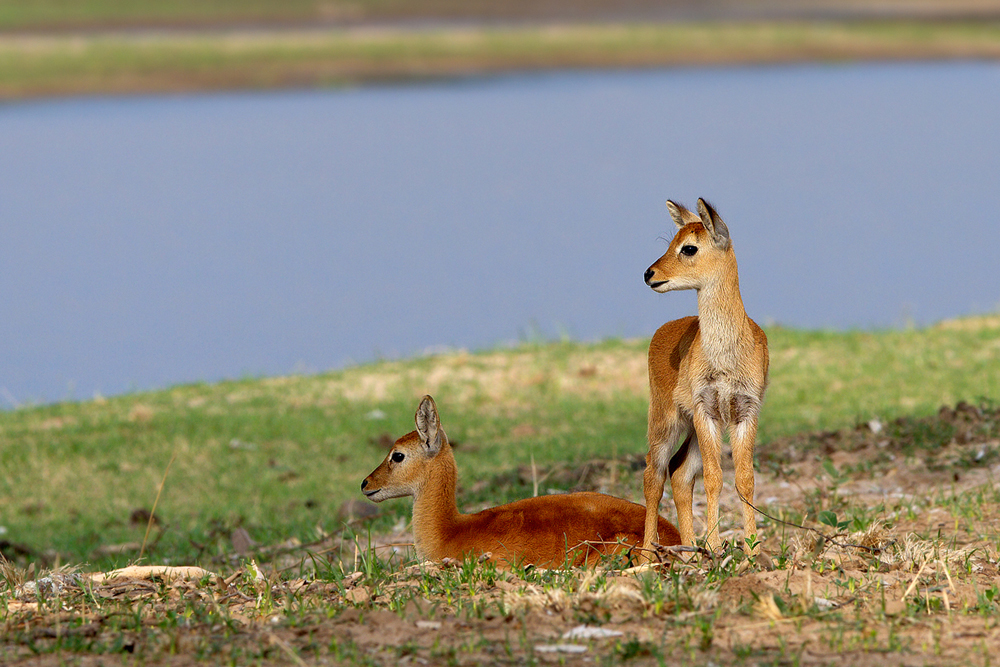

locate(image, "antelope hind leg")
[[731, 419, 760, 554], [668, 431, 699, 548]]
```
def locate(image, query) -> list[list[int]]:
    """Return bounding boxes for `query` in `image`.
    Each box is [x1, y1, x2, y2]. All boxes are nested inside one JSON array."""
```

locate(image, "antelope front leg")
[[641, 462, 666, 562], [693, 412, 724, 553], [731, 418, 760, 554]]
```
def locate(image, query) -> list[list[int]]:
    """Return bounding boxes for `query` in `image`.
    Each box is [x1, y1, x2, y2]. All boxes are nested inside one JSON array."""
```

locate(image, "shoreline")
[[2, 19, 1000, 100]]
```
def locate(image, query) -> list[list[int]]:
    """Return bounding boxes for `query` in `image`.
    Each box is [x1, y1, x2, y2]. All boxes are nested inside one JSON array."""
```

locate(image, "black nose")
[[644, 268, 654, 284], [361, 479, 368, 491]]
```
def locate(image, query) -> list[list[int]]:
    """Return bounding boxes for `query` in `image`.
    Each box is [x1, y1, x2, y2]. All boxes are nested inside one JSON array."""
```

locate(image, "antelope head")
[[361, 395, 446, 502], [644, 198, 733, 294]]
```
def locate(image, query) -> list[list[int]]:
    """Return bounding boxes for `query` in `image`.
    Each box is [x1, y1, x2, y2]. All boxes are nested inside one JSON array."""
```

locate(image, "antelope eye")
[[391, 451, 405, 463], [680, 245, 698, 257]]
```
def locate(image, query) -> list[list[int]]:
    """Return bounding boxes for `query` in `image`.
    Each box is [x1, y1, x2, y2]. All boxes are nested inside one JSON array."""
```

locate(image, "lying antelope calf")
[[362, 396, 680, 568]]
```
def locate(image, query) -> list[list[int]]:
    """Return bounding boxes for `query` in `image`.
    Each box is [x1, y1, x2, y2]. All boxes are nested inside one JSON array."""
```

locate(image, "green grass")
[[0, 0, 580, 31], [763, 319, 1000, 438], [1, 315, 998, 569], [4, 20, 1000, 99], [0, 0, 331, 30]]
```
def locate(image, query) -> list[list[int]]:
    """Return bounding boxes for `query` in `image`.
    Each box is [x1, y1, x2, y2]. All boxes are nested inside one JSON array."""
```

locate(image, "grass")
[[0, 0, 337, 30], [2, 315, 1000, 664], [4, 20, 1000, 99], [1, 315, 998, 570], [0, 0, 566, 31]]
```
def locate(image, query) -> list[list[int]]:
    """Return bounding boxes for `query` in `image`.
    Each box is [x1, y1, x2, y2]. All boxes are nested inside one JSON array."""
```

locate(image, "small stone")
[[562, 625, 623, 640], [344, 587, 370, 604], [535, 644, 587, 654]]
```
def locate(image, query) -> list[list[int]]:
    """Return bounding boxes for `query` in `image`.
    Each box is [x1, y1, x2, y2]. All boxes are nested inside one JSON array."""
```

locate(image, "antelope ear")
[[415, 395, 443, 456], [666, 200, 699, 228], [696, 198, 731, 250]]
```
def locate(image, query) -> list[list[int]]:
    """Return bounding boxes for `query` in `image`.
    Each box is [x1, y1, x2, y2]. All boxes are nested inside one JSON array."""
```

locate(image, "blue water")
[[2, 62, 999, 405]]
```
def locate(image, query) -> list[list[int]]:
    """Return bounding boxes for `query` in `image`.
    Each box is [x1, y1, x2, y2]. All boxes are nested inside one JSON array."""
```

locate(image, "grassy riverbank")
[[3, 20, 1000, 99], [1, 315, 998, 568], [5, 0, 1000, 32]]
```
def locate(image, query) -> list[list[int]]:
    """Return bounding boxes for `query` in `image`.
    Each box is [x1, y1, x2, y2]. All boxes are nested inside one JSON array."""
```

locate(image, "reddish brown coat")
[[362, 396, 680, 568]]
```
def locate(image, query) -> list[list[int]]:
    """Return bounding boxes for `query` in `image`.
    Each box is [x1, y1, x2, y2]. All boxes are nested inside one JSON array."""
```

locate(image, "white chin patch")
[[365, 489, 392, 503], [368, 486, 412, 503], [661, 277, 699, 292]]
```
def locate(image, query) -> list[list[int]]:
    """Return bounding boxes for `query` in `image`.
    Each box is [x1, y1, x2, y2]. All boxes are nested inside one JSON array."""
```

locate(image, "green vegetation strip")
[[0, 0, 323, 30], [3, 21, 1000, 99], [0, 316, 998, 567]]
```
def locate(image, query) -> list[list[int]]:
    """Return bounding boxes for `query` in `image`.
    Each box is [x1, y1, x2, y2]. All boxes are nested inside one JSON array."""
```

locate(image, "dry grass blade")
[[0, 555, 25, 591], [901, 560, 928, 602], [139, 449, 177, 561]]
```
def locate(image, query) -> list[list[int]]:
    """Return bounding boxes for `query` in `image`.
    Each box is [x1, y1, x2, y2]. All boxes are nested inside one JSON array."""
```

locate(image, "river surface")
[[2, 62, 999, 405]]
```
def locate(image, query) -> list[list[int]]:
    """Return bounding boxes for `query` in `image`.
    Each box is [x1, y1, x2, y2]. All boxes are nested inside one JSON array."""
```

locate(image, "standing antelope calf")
[[641, 199, 769, 557], [362, 395, 680, 568]]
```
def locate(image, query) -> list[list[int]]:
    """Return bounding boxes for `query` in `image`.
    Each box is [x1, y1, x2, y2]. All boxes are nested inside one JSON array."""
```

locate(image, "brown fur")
[[362, 396, 680, 568], [641, 199, 769, 557]]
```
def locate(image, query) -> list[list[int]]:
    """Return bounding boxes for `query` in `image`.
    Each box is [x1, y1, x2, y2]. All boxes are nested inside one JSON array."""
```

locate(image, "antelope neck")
[[410, 446, 461, 554], [696, 260, 752, 369]]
